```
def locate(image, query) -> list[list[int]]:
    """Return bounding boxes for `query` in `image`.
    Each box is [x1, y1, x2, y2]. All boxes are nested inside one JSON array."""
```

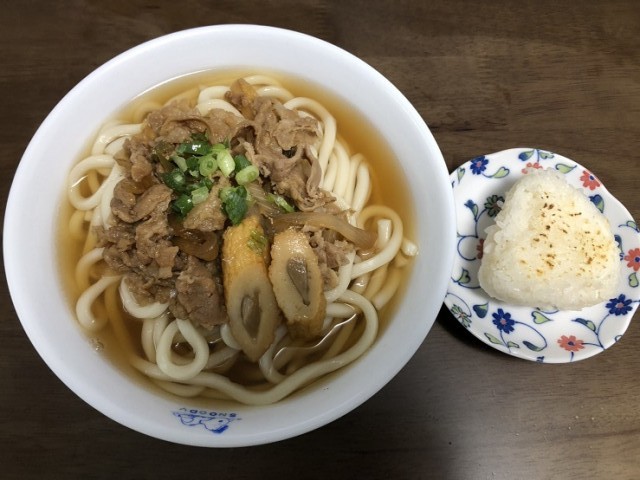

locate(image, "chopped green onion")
[[191, 186, 209, 205], [162, 169, 187, 192], [172, 193, 194, 217], [171, 155, 188, 172], [248, 229, 268, 254], [217, 150, 235, 177], [233, 154, 252, 172], [235, 165, 259, 185], [219, 186, 248, 225], [219, 186, 234, 203], [176, 139, 212, 156], [201, 177, 213, 190], [186, 178, 212, 193], [211, 143, 228, 155], [186, 156, 200, 176], [268, 193, 295, 213], [199, 154, 218, 177]]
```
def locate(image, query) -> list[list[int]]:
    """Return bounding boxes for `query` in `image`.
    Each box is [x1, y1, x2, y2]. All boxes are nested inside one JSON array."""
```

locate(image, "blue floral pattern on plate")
[[445, 148, 640, 363]]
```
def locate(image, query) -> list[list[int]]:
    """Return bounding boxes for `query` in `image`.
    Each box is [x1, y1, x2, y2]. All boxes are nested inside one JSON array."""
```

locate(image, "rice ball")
[[478, 167, 619, 310]]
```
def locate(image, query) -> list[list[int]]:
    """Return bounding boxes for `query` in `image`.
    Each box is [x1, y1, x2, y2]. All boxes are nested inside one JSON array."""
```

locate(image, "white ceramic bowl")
[[4, 25, 455, 447]]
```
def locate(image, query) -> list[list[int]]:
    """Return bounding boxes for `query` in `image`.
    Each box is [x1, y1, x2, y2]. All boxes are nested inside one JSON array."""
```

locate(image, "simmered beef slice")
[[100, 175, 178, 302], [111, 182, 173, 224], [134, 210, 178, 279], [226, 79, 332, 211], [181, 178, 229, 232], [171, 256, 227, 329], [122, 272, 173, 305], [303, 225, 354, 289], [146, 100, 251, 145], [100, 224, 139, 272], [127, 137, 154, 182]]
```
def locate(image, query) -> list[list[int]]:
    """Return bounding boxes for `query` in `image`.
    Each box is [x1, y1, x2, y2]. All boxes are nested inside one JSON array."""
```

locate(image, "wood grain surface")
[[1, 1, 639, 479]]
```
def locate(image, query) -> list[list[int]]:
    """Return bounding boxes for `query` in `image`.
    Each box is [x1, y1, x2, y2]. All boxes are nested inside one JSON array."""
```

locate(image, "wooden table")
[[1, 1, 639, 478]]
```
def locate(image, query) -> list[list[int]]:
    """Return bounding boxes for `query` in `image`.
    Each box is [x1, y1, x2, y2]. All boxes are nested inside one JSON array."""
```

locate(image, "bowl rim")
[[4, 24, 456, 447]]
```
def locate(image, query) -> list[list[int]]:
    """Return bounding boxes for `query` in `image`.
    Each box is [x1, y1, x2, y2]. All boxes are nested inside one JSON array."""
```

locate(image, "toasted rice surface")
[[478, 168, 619, 310]]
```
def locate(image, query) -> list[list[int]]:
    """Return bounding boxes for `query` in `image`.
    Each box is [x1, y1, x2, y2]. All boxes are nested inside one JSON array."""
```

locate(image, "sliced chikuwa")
[[222, 215, 280, 361], [269, 228, 326, 339]]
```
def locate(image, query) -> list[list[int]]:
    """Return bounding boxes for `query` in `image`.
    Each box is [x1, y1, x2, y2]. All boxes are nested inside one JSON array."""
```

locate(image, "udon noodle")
[[66, 74, 417, 405]]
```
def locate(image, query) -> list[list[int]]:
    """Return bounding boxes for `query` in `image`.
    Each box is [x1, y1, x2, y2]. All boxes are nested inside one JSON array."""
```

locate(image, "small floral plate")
[[445, 148, 640, 363]]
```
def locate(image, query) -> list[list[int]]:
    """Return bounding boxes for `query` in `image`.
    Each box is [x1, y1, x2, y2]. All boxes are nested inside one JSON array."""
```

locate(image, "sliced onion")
[[245, 182, 282, 216], [173, 232, 219, 261], [169, 215, 219, 261], [272, 212, 377, 250]]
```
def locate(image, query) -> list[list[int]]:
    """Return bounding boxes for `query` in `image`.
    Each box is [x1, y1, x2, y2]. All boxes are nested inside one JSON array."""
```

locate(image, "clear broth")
[[57, 69, 416, 402]]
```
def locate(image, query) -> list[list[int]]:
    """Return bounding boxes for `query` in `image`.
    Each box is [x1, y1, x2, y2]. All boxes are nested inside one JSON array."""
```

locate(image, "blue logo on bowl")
[[172, 408, 241, 434]]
